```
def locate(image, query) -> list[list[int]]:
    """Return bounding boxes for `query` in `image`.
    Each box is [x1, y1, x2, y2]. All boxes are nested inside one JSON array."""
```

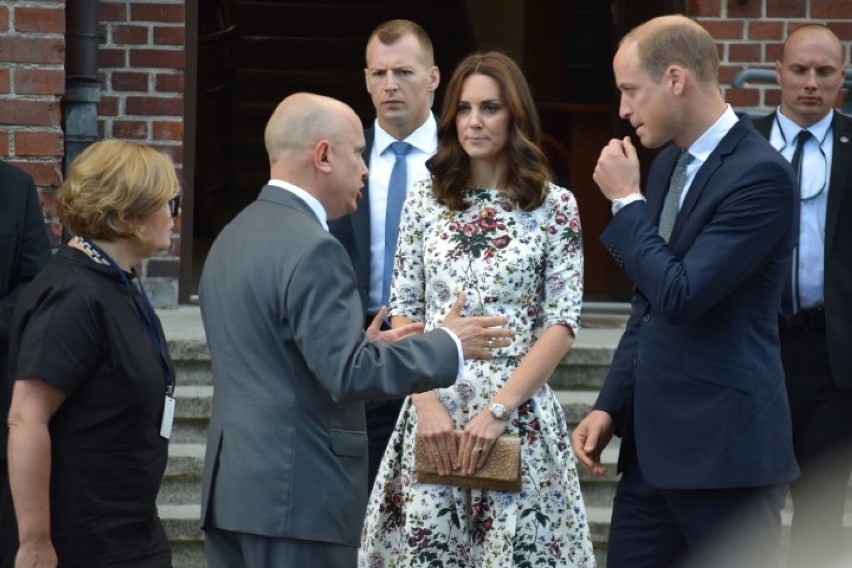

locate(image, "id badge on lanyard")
[[160, 394, 175, 439], [84, 240, 176, 439]]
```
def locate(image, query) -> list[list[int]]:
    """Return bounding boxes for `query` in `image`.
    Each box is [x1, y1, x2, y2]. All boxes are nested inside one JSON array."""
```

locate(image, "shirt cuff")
[[611, 192, 646, 215], [438, 327, 465, 383]]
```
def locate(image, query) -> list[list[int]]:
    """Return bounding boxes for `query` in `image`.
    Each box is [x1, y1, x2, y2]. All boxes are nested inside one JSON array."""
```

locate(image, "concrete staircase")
[[155, 306, 852, 568]]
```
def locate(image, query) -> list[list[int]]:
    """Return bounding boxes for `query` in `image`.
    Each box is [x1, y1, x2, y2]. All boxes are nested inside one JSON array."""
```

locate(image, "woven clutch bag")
[[414, 431, 522, 492]]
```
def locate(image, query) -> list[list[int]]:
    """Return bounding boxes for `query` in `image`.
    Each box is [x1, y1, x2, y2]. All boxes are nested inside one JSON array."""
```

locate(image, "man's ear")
[[667, 64, 686, 95], [314, 140, 332, 172], [428, 66, 440, 92], [364, 68, 373, 95]]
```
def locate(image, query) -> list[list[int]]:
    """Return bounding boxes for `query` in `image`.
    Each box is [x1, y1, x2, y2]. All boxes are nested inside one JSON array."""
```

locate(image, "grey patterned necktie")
[[658, 150, 694, 242]]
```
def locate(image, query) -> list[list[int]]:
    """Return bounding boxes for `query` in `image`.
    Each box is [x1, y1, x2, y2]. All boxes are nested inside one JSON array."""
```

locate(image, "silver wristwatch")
[[488, 402, 510, 421]]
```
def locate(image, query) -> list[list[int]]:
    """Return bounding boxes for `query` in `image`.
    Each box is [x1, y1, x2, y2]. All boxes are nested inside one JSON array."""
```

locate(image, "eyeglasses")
[[168, 195, 181, 217]]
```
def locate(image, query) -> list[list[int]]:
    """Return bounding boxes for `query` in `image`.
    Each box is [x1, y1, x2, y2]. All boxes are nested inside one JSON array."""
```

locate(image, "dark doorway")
[[184, 0, 686, 302]]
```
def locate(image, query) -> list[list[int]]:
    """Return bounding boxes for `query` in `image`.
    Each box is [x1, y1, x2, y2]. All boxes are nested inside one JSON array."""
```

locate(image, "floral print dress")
[[359, 180, 596, 568]]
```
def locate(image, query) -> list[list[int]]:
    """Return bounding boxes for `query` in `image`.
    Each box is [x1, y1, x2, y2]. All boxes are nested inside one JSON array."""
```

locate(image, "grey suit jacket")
[[198, 185, 458, 546], [753, 111, 852, 388]]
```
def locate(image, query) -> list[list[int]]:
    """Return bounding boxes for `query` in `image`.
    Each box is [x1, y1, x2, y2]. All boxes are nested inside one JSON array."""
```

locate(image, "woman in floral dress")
[[359, 51, 596, 568]]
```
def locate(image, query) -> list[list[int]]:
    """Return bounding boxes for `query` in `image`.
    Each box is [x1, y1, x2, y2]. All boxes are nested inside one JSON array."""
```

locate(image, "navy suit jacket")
[[595, 115, 800, 489], [329, 127, 375, 321], [753, 111, 852, 389]]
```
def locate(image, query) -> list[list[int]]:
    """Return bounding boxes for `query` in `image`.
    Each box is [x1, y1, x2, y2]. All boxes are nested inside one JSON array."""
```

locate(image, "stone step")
[[163, 387, 852, 509], [172, 385, 213, 444], [159, 443, 205, 506], [158, 504, 205, 568], [154, 308, 852, 568]]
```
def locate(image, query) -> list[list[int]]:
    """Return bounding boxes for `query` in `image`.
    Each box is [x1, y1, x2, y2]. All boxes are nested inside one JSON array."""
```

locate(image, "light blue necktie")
[[658, 150, 694, 242], [382, 141, 413, 307]]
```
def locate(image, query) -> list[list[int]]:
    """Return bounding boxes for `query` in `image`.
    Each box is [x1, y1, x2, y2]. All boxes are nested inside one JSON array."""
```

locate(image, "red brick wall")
[[689, 0, 852, 109], [0, 1, 66, 244], [97, 0, 186, 305]]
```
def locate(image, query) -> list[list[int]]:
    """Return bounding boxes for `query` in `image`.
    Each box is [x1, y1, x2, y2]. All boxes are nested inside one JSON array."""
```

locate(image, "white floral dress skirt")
[[359, 181, 596, 568]]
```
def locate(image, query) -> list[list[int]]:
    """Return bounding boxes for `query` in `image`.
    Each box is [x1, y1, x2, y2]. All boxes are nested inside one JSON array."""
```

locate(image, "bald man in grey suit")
[[199, 93, 511, 568]]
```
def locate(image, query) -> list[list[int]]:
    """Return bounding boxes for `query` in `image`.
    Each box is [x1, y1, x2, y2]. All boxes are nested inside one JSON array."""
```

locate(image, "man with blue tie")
[[571, 15, 799, 567], [753, 24, 852, 567], [329, 19, 440, 489]]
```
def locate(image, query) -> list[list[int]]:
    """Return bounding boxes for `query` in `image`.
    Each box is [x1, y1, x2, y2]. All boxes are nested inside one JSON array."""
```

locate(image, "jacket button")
[[642, 314, 651, 323]]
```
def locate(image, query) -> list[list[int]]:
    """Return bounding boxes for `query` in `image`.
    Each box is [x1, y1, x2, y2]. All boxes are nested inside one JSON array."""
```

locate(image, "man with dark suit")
[[753, 24, 852, 567], [199, 93, 511, 568], [329, 19, 440, 489], [570, 15, 799, 567], [0, 159, 50, 561]]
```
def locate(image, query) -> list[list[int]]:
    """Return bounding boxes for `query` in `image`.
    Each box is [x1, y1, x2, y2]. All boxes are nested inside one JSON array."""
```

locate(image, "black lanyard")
[[83, 240, 175, 395]]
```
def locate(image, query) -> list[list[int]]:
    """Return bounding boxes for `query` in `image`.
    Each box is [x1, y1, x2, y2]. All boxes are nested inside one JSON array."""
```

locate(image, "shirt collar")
[[373, 114, 438, 156], [774, 107, 833, 149], [267, 179, 328, 230], [685, 104, 739, 163]]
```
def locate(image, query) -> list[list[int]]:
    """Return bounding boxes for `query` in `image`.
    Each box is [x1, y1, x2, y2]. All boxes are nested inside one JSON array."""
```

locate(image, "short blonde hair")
[[366, 19, 434, 67], [59, 140, 179, 241]]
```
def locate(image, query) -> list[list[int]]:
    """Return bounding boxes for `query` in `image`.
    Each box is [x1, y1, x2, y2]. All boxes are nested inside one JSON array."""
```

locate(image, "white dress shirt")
[[769, 109, 832, 310], [267, 178, 328, 230], [368, 116, 438, 314]]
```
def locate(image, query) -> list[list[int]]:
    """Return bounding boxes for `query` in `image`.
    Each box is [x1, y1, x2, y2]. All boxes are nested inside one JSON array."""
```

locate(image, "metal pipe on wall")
[[63, 0, 101, 175]]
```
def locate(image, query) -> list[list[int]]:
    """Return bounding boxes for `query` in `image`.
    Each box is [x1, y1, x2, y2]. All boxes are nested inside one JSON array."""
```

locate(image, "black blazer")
[[329, 127, 375, 321], [753, 111, 852, 389], [0, 159, 51, 456], [0, 160, 50, 353]]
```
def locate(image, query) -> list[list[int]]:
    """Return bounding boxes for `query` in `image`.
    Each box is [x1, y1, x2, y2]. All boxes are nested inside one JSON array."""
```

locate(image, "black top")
[[6, 245, 174, 565]]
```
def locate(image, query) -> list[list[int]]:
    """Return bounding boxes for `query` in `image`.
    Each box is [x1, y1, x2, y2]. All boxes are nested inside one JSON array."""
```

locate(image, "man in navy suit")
[[329, 19, 440, 489], [753, 25, 852, 567], [571, 15, 799, 567]]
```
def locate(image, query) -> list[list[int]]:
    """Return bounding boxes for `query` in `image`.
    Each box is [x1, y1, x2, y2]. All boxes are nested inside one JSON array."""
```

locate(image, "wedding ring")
[[474, 446, 484, 454]]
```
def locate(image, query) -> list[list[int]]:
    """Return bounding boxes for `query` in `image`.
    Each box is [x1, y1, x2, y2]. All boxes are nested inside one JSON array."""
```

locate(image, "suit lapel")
[[826, 113, 852, 246], [351, 126, 375, 267], [671, 116, 751, 241], [752, 112, 774, 139], [352, 126, 373, 264]]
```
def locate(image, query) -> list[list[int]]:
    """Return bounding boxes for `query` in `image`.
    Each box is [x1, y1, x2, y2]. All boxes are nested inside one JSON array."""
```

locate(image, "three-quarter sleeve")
[[540, 184, 584, 335]]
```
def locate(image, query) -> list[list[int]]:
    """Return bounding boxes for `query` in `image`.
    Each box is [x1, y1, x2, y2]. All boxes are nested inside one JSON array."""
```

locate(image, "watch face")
[[490, 403, 507, 419]]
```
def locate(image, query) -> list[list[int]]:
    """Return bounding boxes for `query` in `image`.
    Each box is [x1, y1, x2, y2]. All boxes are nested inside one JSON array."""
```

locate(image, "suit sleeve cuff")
[[611, 192, 646, 215], [438, 327, 464, 382]]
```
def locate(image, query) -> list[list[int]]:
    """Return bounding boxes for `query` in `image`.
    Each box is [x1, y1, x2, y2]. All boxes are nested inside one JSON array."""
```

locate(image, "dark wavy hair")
[[427, 51, 551, 211]]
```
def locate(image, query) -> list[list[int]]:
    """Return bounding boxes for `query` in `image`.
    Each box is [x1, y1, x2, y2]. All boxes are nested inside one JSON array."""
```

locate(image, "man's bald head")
[[264, 93, 360, 166], [783, 24, 844, 63], [262, 92, 367, 219]]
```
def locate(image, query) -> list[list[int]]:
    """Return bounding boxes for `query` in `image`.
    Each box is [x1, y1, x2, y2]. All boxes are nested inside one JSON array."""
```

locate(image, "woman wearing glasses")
[[4, 140, 180, 567]]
